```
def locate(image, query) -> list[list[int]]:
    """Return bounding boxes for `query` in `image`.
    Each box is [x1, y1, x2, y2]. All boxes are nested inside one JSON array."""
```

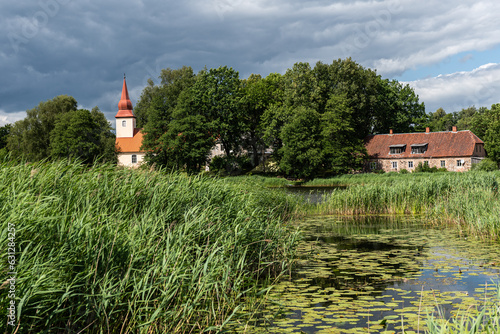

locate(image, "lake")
[[238, 215, 500, 333]]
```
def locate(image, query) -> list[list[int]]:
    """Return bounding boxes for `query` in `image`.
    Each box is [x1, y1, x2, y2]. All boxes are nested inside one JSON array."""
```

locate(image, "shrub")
[[471, 158, 498, 171], [414, 162, 439, 173]]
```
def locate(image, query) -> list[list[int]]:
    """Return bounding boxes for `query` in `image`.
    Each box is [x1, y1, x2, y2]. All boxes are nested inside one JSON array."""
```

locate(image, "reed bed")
[[425, 282, 500, 333], [0, 160, 300, 333], [312, 172, 500, 239]]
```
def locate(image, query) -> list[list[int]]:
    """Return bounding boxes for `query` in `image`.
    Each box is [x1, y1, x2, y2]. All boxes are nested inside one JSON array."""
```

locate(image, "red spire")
[[115, 75, 135, 118]]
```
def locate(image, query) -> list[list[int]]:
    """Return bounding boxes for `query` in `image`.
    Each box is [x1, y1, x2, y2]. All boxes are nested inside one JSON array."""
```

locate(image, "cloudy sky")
[[2, 0, 500, 126]]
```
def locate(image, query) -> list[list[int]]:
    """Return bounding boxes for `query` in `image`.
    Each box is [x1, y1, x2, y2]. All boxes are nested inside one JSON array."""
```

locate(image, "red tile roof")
[[116, 128, 144, 153], [115, 77, 135, 118], [365, 130, 484, 159]]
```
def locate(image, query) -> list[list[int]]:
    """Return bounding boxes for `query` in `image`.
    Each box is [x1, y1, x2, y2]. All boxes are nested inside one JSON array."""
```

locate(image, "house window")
[[408, 161, 413, 169], [122, 120, 127, 127], [411, 143, 428, 154], [424, 161, 429, 166], [132, 154, 137, 164], [389, 145, 406, 154], [370, 162, 377, 170], [392, 161, 398, 169], [457, 159, 464, 167], [441, 160, 446, 167]]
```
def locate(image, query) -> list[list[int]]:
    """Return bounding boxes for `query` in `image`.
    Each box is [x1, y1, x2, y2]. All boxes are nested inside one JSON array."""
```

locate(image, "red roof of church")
[[116, 128, 144, 153], [365, 130, 484, 159], [115, 76, 135, 118]]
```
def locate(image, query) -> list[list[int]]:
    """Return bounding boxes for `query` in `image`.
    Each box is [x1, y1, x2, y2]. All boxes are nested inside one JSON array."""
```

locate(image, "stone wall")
[[368, 157, 484, 173]]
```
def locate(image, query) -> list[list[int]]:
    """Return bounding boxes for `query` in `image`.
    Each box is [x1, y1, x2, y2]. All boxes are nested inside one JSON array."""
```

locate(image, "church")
[[115, 76, 145, 167]]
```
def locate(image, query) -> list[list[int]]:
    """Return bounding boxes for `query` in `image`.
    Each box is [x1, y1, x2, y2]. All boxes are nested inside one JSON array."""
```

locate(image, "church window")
[[122, 120, 127, 127]]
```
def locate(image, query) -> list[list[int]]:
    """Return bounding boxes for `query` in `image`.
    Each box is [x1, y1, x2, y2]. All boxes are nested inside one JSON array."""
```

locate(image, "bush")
[[399, 168, 409, 174], [414, 162, 439, 173], [471, 158, 498, 171], [209, 155, 252, 175]]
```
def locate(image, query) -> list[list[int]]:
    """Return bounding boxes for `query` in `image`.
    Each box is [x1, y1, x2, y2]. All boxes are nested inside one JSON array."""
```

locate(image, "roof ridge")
[[370, 129, 475, 136]]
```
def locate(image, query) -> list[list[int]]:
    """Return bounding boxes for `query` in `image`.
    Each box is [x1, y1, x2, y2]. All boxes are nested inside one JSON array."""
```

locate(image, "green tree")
[[372, 78, 426, 134], [50, 108, 116, 164], [141, 95, 174, 167], [240, 73, 283, 166], [483, 104, 500, 164], [283, 62, 319, 110], [427, 108, 456, 131], [141, 66, 198, 169], [190, 66, 243, 164], [469, 108, 490, 140], [0, 124, 11, 149], [90, 107, 117, 163], [317, 58, 379, 138], [135, 66, 196, 129], [143, 87, 215, 174], [133, 78, 160, 128], [167, 112, 215, 174], [279, 107, 324, 179], [0, 124, 11, 161], [456, 106, 478, 130], [321, 95, 367, 174], [7, 95, 78, 161]]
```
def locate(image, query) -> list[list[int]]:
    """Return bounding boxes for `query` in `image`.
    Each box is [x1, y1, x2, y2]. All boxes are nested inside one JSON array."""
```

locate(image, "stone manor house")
[[364, 127, 486, 172]]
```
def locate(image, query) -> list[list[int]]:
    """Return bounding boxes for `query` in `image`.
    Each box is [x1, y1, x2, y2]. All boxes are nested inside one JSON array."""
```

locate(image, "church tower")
[[115, 75, 144, 167], [115, 75, 136, 138]]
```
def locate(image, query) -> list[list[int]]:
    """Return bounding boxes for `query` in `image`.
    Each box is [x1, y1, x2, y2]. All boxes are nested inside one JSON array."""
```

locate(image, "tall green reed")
[[312, 172, 500, 239], [0, 160, 300, 333]]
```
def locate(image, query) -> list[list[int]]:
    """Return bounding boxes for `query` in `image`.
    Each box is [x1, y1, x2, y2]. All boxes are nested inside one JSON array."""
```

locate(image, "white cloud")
[[0, 110, 26, 126], [406, 63, 500, 113]]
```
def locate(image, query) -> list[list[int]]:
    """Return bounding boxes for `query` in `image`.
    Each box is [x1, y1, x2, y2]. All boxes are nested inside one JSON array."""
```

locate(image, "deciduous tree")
[[7, 95, 77, 161]]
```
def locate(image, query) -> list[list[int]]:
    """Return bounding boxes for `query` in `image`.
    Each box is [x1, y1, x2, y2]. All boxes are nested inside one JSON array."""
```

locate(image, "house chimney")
[[452, 126, 457, 132], [389, 129, 393, 135], [426, 127, 430, 133]]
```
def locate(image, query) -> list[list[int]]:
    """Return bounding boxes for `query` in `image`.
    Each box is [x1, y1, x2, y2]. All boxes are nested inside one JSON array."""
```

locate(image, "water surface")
[[242, 216, 500, 333]]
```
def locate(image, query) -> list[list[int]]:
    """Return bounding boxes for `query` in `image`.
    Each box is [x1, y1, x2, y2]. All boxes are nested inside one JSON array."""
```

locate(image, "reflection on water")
[[283, 186, 347, 204], [240, 215, 500, 333]]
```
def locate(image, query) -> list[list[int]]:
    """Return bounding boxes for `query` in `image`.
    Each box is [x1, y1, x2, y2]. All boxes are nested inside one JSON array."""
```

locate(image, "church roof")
[[115, 76, 135, 118], [116, 128, 144, 153]]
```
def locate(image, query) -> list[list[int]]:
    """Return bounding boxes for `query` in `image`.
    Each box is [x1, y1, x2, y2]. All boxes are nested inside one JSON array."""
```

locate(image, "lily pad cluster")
[[233, 216, 500, 333]]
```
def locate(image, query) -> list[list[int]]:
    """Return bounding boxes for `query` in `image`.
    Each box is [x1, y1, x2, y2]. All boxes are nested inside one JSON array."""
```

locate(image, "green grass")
[[0, 160, 300, 333]]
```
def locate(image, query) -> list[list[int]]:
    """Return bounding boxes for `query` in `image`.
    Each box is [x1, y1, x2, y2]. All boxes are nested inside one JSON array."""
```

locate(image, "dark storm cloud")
[[1, 0, 500, 125]]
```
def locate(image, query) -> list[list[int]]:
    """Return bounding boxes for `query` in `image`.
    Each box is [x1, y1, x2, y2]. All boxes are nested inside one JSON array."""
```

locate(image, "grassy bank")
[[0, 161, 300, 333], [310, 172, 500, 239]]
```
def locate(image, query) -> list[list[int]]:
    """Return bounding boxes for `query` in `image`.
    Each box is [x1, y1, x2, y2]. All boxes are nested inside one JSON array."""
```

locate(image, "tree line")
[[135, 58, 425, 178], [424, 105, 500, 165], [1, 57, 499, 176], [0, 95, 116, 164]]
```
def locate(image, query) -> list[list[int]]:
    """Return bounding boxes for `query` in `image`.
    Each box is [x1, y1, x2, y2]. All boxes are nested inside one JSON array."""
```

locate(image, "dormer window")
[[411, 143, 428, 154], [389, 144, 406, 154], [122, 120, 127, 127]]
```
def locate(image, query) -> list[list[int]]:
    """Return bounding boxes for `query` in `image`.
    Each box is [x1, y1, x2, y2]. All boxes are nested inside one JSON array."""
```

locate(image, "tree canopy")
[[133, 59, 431, 176], [6, 96, 116, 163]]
